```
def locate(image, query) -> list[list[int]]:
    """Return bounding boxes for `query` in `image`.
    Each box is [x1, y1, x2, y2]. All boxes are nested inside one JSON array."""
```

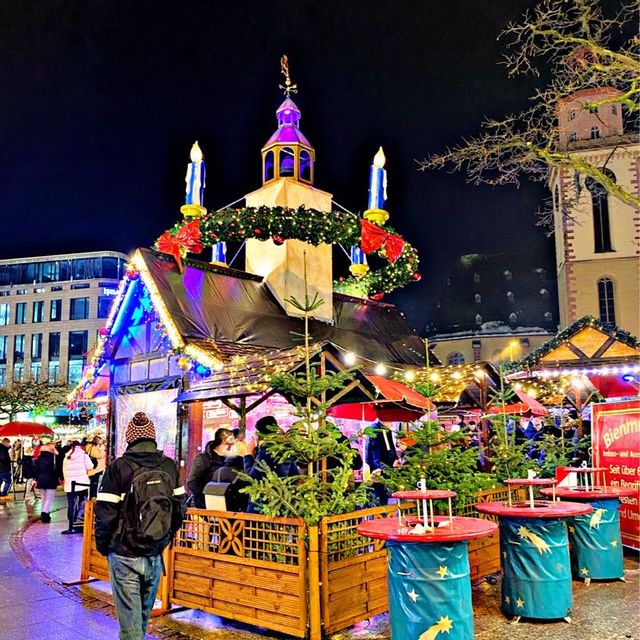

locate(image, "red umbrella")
[[488, 390, 548, 417], [328, 375, 435, 422], [0, 421, 55, 437]]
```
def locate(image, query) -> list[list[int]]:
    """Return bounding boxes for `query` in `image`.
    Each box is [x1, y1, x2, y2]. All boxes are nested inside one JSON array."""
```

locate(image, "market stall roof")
[[512, 316, 640, 372], [488, 389, 548, 417], [132, 248, 433, 368]]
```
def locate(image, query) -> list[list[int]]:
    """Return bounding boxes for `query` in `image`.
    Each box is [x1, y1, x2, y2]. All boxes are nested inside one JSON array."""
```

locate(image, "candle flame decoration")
[[190, 141, 203, 163], [373, 146, 386, 168]]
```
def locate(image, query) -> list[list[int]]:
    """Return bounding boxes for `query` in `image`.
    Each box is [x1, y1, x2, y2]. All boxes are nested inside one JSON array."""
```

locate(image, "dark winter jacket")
[[34, 448, 60, 490], [94, 439, 187, 557], [366, 425, 397, 471], [22, 455, 36, 480], [187, 445, 227, 509], [0, 443, 11, 474]]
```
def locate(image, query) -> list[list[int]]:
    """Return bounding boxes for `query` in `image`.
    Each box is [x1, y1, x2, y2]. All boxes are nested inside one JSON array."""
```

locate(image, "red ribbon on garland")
[[156, 221, 203, 272], [360, 219, 405, 263]]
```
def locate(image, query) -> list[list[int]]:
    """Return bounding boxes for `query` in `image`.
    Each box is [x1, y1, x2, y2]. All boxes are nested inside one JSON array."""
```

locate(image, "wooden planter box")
[[81, 486, 517, 639]]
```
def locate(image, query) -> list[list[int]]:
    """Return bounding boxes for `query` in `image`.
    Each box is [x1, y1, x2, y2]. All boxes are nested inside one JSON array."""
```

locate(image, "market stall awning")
[[489, 389, 548, 417], [587, 375, 639, 399], [328, 375, 434, 422]]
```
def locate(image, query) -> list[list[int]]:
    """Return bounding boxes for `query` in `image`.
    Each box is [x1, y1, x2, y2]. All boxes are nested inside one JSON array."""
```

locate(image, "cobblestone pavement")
[[1, 492, 638, 639]]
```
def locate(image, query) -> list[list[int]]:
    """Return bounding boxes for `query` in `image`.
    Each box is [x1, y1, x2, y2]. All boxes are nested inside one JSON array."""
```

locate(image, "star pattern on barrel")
[[407, 589, 419, 602], [581, 567, 589, 576], [504, 596, 511, 605], [610, 540, 618, 548], [418, 616, 453, 639], [568, 525, 576, 533], [436, 565, 449, 579], [516, 597, 525, 608], [517, 525, 551, 554]]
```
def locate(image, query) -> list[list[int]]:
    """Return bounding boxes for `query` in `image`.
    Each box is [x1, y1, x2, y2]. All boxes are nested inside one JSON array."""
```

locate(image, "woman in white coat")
[[61, 441, 93, 534]]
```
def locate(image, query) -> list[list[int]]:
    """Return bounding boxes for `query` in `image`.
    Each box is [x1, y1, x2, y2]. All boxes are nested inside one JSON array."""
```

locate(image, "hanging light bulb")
[[374, 363, 387, 376], [344, 352, 357, 366]]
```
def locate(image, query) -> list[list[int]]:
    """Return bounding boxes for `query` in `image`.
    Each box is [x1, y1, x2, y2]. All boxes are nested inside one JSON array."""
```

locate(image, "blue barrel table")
[[541, 484, 637, 583], [476, 496, 592, 623], [358, 492, 497, 640]]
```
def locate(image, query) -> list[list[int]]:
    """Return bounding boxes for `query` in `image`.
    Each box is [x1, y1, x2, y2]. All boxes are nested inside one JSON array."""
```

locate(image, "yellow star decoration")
[[505, 596, 511, 605], [436, 565, 449, 579], [516, 597, 525, 608], [568, 525, 576, 533], [611, 540, 618, 548], [438, 616, 453, 633], [581, 567, 589, 576], [417, 616, 453, 639], [517, 525, 551, 554]]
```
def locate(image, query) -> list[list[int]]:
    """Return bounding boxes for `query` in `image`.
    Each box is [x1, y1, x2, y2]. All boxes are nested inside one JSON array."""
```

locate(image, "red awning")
[[588, 375, 639, 399], [328, 375, 434, 422], [489, 389, 548, 417], [0, 422, 54, 437]]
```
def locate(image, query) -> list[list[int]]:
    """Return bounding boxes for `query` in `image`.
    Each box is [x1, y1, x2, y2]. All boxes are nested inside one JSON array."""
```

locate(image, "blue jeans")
[[0, 471, 11, 496], [108, 553, 162, 640]]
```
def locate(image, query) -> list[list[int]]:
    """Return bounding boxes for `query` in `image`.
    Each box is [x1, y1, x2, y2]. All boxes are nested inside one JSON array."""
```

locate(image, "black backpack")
[[118, 458, 175, 552]]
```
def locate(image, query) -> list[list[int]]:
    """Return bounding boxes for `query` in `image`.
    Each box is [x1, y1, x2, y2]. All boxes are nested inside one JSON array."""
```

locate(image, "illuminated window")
[[32, 300, 44, 323], [50, 299, 62, 321], [70, 297, 89, 320], [15, 302, 27, 324], [299, 150, 312, 182], [279, 147, 295, 177], [0, 303, 8, 325], [264, 150, 275, 182], [474, 294, 481, 304]]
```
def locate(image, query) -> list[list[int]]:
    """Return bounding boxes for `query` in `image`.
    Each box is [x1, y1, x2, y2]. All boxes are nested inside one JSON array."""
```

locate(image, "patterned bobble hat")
[[125, 412, 156, 443]]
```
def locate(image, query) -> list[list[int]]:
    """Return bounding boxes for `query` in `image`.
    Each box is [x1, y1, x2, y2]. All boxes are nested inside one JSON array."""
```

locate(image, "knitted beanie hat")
[[125, 412, 156, 443]]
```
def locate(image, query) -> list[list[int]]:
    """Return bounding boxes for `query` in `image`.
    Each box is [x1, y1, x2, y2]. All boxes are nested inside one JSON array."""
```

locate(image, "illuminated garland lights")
[[155, 205, 420, 297], [506, 315, 640, 372]]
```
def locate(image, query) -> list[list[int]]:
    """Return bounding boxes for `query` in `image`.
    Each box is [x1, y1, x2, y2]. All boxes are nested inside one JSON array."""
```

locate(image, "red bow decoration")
[[360, 219, 405, 263], [156, 221, 202, 272]]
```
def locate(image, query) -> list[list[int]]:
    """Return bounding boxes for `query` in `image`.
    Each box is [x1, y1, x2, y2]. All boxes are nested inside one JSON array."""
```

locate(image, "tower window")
[[279, 147, 295, 177], [474, 294, 481, 304], [591, 126, 600, 139], [473, 272, 480, 284], [597, 278, 615, 325], [568, 132, 577, 142], [475, 314, 483, 326], [299, 150, 312, 182], [586, 170, 615, 253], [447, 352, 465, 365], [504, 270, 512, 281], [544, 311, 553, 322], [507, 291, 515, 303], [539, 288, 549, 298], [611, 105, 617, 115], [264, 150, 275, 182], [568, 109, 576, 121], [509, 312, 517, 324]]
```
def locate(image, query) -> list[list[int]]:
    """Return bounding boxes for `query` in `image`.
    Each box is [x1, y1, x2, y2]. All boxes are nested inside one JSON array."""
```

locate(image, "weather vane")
[[279, 55, 298, 97]]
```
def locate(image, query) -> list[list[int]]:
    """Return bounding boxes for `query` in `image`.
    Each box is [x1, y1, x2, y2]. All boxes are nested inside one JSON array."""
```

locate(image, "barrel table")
[[358, 490, 497, 640], [476, 483, 592, 624], [541, 470, 637, 583]]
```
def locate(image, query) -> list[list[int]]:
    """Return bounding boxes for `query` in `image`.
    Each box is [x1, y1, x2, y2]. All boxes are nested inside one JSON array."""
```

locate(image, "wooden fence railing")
[[80, 487, 521, 639]]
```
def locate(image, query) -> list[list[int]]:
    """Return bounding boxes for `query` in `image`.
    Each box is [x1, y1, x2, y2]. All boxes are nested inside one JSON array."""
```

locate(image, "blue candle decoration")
[[350, 246, 367, 266], [185, 141, 206, 206], [367, 146, 387, 210], [211, 241, 227, 265]]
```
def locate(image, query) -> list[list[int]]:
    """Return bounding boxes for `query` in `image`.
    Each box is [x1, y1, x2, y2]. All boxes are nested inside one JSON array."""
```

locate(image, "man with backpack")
[[94, 412, 187, 640]]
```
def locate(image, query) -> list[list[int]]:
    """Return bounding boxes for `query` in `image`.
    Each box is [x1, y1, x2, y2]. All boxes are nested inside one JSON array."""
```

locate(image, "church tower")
[[551, 87, 640, 332], [244, 63, 334, 322]]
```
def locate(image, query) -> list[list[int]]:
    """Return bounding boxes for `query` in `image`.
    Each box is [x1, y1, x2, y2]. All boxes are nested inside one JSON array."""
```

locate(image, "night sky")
[[0, 1, 554, 330]]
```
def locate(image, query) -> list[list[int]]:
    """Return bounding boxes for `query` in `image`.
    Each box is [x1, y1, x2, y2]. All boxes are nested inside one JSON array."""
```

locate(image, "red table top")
[[572, 467, 607, 473], [541, 486, 638, 500], [504, 478, 558, 486], [358, 515, 498, 543], [392, 489, 457, 500], [475, 500, 592, 519]]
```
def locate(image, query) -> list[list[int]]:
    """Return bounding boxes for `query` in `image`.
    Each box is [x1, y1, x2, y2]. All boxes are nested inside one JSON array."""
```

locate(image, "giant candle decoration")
[[367, 146, 387, 210], [180, 141, 207, 220], [185, 141, 205, 206]]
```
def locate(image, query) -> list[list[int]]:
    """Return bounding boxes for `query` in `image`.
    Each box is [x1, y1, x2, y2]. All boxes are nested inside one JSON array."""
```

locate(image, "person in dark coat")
[[211, 456, 249, 512], [187, 429, 234, 508], [243, 416, 299, 513], [366, 422, 397, 505], [0, 438, 11, 497], [35, 441, 60, 522]]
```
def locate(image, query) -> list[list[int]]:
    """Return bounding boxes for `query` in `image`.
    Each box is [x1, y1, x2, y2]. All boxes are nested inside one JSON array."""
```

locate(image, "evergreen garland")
[[158, 205, 420, 297]]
